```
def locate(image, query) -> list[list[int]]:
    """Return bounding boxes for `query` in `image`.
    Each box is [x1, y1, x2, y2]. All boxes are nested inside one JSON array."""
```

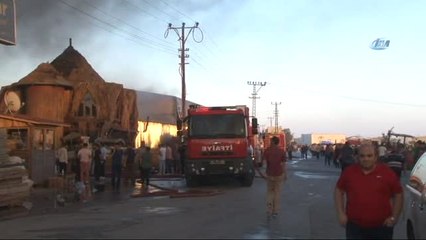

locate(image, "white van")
[[406, 152, 426, 239]]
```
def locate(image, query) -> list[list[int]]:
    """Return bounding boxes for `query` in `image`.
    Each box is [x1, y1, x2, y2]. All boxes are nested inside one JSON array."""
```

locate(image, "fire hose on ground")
[[132, 158, 267, 199], [130, 177, 223, 199]]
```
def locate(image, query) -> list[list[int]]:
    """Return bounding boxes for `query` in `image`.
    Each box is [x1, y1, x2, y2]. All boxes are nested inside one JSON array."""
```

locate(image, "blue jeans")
[[346, 221, 393, 239]]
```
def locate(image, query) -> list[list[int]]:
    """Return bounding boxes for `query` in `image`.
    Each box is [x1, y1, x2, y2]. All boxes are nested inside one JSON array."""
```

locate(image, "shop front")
[[0, 114, 69, 185]]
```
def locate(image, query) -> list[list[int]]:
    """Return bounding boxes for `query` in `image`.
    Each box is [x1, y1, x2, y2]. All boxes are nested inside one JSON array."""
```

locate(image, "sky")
[[1, 0, 426, 138]]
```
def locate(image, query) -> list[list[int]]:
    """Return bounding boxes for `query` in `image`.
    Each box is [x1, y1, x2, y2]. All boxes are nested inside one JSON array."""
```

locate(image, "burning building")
[[135, 90, 197, 149], [0, 42, 138, 184], [0, 41, 200, 184]]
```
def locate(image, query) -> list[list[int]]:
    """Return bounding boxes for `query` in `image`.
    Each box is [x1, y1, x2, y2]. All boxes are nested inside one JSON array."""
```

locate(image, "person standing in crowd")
[[99, 144, 108, 179], [333, 143, 343, 169], [165, 143, 174, 174], [381, 148, 405, 180], [301, 145, 308, 160], [111, 143, 124, 191], [334, 143, 403, 239], [172, 139, 181, 174], [93, 144, 102, 182], [78, 143, 92, 184], [137, 141, 146, 181], [158, 144, 167, 175], [413, 140, 425, 163], [178, 144, 186, 174], [287, 144, 293, 160], [263, 136, 287, 219], [378, 143, 388, 160], [339, 141, 355, 172], [324, 144, 333, 167], [139, 146, 153, 191], [56, 142, 68, 176], [124, 146, 136, 186]]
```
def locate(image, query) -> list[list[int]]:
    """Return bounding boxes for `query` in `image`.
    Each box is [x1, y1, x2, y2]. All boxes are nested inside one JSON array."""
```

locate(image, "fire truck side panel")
[[185, 138, 252, 176], [187, 139, 248, 159]]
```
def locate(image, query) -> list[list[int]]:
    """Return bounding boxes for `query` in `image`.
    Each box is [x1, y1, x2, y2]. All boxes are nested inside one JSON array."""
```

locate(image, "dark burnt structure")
[[0, 42, 138, 184]]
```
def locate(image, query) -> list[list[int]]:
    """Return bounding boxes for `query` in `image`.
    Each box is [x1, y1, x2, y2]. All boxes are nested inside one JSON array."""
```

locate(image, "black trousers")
[[94, 160, 105, 181], [140, 167, 151, 187], [111, 165, 122, 189], [58, 162, 67, 175], [346, 221, 393, 239]]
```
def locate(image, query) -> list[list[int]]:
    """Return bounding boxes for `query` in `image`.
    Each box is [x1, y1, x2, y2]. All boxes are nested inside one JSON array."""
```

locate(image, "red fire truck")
[[177, 105, 258, 187]]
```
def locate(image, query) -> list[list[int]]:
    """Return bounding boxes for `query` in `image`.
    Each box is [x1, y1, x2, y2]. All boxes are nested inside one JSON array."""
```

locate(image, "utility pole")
[[247, 81, 267, 117], [165, 22, 200, 119], [267, 117, 273, 129], [271, 102, 282, 134]]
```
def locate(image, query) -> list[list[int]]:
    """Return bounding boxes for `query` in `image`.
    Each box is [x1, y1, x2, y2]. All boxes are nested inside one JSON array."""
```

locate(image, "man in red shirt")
[[263, 136, 287, 219], [334, 143, 403, 239]]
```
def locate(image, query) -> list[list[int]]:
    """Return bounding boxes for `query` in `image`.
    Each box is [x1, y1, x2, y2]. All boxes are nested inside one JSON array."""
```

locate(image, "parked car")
[[406, 152, 426, 239]]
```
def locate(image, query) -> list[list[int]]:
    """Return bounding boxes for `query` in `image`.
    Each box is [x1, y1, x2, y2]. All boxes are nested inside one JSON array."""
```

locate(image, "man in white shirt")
[[78, 143, 92, 184], [378, 144, 387, 160], [159, 144, 166, 175], [56, 143, 68, 176]]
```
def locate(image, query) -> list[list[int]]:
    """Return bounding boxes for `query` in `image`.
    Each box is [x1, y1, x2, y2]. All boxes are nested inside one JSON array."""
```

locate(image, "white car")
[[406, 152, 426, 239]]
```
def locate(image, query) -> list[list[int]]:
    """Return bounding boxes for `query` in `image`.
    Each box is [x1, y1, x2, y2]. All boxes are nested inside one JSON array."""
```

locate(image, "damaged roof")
[[51, 45, 105, 84], [13, 63, 73, 88], [136, 90, 198, 125]]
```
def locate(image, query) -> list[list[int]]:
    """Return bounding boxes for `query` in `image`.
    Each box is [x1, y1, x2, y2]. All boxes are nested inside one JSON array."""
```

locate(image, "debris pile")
[[0, 129, 33, 209]]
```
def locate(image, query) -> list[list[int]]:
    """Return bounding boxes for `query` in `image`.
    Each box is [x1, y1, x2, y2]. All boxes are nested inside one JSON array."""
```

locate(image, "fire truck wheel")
[[185, 175, 199, 188], [241, 172, 254, 187]]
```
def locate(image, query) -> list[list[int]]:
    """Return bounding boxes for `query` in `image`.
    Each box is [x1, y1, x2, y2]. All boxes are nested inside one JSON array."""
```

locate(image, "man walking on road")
[[263, 136, 287, 219], [334, 143, 403, 239], [339, 141, 355, 172]]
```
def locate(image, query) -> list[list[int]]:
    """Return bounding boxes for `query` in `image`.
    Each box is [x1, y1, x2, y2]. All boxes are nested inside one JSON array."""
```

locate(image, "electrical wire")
[[158, 1, 217, 58], [122, 0, 168, 24], [159, 0, 196, 23], [160, 0, 217, 48], [83, 0, 176, 50], [58, 0, 176, 55], [141, 0, 180, 22]]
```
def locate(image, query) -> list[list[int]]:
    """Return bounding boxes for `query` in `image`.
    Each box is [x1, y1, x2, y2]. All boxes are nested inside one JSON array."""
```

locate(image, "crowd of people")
[[291, 139, 426, 175], [54, 139, 183, 195]]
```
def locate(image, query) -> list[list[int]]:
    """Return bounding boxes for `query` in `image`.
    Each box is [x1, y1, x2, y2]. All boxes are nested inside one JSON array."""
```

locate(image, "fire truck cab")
[[177, 105, 258, 187]]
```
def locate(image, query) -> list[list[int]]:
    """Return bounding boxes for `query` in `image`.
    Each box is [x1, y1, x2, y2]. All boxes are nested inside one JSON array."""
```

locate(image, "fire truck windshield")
[[189, 114, 246, 139]]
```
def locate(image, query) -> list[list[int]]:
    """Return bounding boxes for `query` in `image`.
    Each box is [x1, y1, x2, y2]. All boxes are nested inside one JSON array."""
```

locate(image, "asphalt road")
[[0, 154, 409, 239]]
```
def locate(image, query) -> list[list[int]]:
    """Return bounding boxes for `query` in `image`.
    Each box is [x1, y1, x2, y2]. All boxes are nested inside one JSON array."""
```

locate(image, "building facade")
[[299, 133, 346, 145]]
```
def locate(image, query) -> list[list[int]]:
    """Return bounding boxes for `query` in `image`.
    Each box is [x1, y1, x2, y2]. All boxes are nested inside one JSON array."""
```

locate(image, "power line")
[[191, 57, 208, 71], [58, 0, 176, 55], [142, 0, 179, 22], [122, 0, 168, 24], [126, 0, 212, 62], [159, 0, 196, 22], [159, 0, 219, 53], [83, 0, 175, 50]]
